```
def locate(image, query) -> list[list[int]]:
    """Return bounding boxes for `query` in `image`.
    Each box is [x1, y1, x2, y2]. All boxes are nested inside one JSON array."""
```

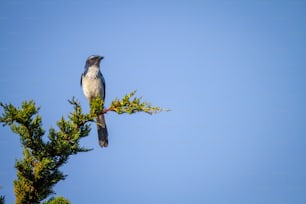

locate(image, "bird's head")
[[85, 55, 104, 68]]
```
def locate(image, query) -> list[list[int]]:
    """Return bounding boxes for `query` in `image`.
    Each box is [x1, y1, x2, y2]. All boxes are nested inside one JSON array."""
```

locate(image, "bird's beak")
[[99, 56, 104, 61]]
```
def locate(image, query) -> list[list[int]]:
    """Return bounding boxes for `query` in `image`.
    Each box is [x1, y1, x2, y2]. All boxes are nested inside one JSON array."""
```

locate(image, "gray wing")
[[80, 74, 83, 87], [80, 68, 87, 87], [99, 72, 106, 101]]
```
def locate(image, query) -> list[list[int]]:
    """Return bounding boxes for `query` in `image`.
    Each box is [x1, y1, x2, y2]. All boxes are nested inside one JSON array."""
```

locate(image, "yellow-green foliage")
[[0, 91, 168, 203], [42, 196, 70, 204], [0, 99, 91, 204]]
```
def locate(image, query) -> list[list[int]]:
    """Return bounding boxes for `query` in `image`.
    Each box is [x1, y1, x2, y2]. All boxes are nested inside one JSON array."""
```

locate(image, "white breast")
[[82, 66, 105, 101]]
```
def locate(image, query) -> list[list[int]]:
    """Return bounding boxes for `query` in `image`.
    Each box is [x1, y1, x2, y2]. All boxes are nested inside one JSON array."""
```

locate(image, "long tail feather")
[[96, 114, 108, 147]]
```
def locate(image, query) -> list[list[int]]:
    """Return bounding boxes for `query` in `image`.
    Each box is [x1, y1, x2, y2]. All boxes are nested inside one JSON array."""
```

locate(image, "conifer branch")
[[0, 99, 91, 204], [90, 90, 169, 116], [0, 91, 168, 203]]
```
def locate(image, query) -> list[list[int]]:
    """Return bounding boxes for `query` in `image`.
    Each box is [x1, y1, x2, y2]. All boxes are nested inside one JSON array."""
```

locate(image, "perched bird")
[[81, 55, 108, 147]]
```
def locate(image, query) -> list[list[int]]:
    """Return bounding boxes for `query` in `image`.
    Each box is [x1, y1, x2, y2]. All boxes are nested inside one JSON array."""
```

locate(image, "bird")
[[81, 55, 108, 147]]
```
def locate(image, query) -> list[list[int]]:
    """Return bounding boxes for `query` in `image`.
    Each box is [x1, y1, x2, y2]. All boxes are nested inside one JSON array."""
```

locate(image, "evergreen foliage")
[[107, 90, 169, 114], [0, 91, 167, 203], [0, 99, 91, 204], [42, 196, 70, 204]]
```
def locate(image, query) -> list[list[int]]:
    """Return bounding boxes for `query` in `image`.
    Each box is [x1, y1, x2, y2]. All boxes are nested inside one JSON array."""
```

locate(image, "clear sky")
[[1, 0, 306, 203]]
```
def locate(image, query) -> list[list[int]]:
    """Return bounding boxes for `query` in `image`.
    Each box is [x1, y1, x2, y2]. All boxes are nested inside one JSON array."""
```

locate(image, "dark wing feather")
[[80, 74, 83, 87], [99, 71, 106, 101]]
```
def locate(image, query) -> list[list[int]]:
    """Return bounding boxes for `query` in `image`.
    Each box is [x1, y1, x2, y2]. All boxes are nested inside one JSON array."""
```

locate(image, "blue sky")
[[1, 0, 306, 203]]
